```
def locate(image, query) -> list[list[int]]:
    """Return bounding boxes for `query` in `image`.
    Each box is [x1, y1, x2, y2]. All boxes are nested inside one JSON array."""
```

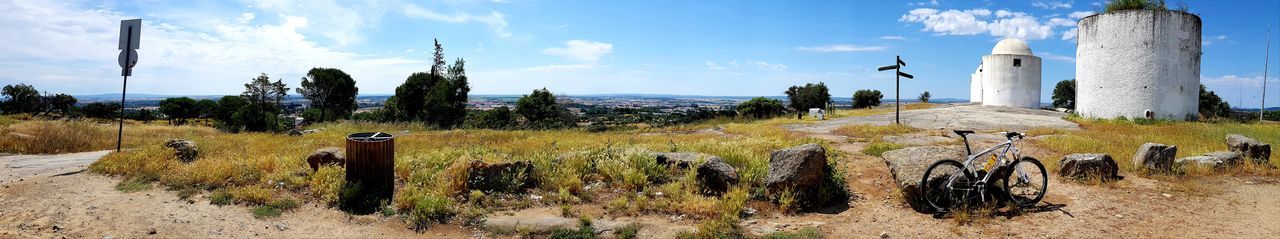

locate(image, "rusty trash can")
[[342, 132, 394, 213]]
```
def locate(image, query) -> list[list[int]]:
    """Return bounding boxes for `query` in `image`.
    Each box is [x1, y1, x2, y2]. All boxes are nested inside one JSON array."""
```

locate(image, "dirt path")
[[770, 106, 1280, 238], [0, 152, 475, 239]]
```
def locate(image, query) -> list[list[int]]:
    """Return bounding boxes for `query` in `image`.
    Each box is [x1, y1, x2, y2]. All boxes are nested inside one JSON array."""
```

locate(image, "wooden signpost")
[[878, 55, 913, 124]]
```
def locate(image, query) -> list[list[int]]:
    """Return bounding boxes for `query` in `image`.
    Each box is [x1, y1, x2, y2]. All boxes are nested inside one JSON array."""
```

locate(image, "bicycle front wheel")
[[920, 159, 971, 212], [1002, 157, 1047, 207]]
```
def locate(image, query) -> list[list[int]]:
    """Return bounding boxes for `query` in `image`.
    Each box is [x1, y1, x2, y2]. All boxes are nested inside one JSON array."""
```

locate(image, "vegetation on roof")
[[1104, 0, 1191, 14]]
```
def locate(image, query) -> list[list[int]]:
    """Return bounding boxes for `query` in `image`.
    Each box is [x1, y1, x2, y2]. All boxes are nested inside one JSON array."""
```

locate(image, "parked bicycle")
[[920, 130, 1047, 213]]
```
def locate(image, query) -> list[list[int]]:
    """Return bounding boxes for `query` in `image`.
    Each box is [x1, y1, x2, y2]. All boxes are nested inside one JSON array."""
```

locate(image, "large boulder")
[[764, 144, 828, 193], [695, 157, 739, 196], [163, 139, 198, 163], [1133, 143, 1177, 172], [466, 160, 536, 193], [881, 145, 966, 210], [1058, 153, 1120, 181], [764, 144, 848, 210], [652, 152, 717, 168], [1226, 134, 1271, 164], [1175, 151, 1244, 169], [306, 147, 345, 171]]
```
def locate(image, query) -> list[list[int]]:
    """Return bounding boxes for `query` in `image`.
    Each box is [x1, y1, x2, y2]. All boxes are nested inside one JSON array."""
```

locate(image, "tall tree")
[[82, 102, 119, 119], [1051, 79, 1076, 109], [784, 82, 832, 111], [852, 89, 883, 109], [516, 88, 573, 129], [918, 91, 932, 103], [48, 93, 77, 116], [2, 84, 42, 114], [159, 97, 199, 125], [239, 73, 290, 132], [1199, 85, 1232, 119], [215, 96, 248, 131], [389, 39, 469, 128], [297, 67, 359, 122]]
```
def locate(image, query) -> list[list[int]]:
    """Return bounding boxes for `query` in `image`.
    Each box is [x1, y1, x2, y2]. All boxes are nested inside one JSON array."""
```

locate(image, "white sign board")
[[119, 19, 141, 50], [118, 19, 141, 76]]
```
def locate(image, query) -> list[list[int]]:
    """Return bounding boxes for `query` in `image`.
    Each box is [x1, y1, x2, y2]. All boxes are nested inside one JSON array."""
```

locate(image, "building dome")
[[991, 38, 1033, 55]]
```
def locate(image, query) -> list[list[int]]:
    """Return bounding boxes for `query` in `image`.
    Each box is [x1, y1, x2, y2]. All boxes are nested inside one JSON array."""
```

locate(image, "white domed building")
[[969, 39, 1042, 108]]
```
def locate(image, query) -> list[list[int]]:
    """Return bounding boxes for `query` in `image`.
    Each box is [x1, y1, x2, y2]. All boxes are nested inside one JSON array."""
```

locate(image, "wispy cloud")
[[1031, 1, 1073, 9], [402, 4, 511, 38], [900, 8, 1082, 41], [880, 35, 907, 40], [542, 40, 614, 62], [796, 44, 887, 52], [1039, 52, 1075, 62]]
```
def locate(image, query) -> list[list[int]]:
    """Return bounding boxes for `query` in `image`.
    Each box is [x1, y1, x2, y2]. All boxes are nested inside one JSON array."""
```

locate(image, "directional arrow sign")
[[877, 65, 899, 71], [897, 72, 914, 79], [897, 58, 907, 67]]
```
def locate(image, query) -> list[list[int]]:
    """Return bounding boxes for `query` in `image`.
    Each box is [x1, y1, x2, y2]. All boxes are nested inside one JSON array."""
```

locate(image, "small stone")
[[1114, 214, 1123, 218], [880, 231, 890, 238], [275, 223, 289, 231], [1161, 193, 1172, 198], [148, 229, 157, 235]]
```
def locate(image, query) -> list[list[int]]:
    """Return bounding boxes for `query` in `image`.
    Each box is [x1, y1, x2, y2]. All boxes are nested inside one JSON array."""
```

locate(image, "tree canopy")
[[1051, 79, 1076, 109], [737, 97, 787, 119], [852, 89, 884, 109], [388, 38, 470, 128], [2, 84, 42, 114], [1199, 85, 1231, 119], [159, 97, 200, 125], [516, 88, 573, 129], [297, 67, 359, 123], [784, 82, 831, 111]]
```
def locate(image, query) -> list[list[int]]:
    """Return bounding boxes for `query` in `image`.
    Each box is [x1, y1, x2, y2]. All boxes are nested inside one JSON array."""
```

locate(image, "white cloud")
[[524, 64, 597, 72], [706, 61, 725, 71], [796, 44, 887, 52], [1068, 11, 1095, 19], [236, 13, 255, 24], [880, 35, 907, 40], [1203, 35, 1232, 46], [745, 61, 786, 71], [402, 4, 511, 38], [542, 40, 614, 62], [911, 0, 940, 6], [0, 0, 426, 95], [1039, 52, 1075, 62], [1031, 1, 1072, 9], [1061, 28, 1078, 41], [900, 8, 1072, 40]]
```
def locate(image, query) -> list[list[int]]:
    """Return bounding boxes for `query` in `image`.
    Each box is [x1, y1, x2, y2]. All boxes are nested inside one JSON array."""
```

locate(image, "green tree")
[[918, 91, 932, 103], [2, 84, 42, 114], [784, 82, 831, 111], [297, 67, 359, 122], [1199, 85, 1232, 119], [516, 88, 573, 129], [388, 39, 469, 128], [196, 99, 218, 120], [159, 97, 200, 125], [852, 89, 884, 109], [737, 97, 787, 119], [238, 73, 290, 132], [215, 96, 249, 131], [1051, 79, 1076, 109], [82, 102, 119, 119], [130, 108, 157, 123], [47, 93, 77, 116], [466, 107, 516, 129]]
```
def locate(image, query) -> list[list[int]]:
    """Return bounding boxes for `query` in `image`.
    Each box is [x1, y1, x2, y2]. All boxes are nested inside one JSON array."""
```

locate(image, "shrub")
[[408, 194, 455, 231], [1104, 0, 1166, 13], [309, 166, 344, 206], [252, 197, 300, 218], [763, 228, 823, 239], [737, 97, 786, 119], [209, 188, 234, 206], [1051, 79, 1075, 109], [784, 82, 831, 111], [852, 89, 883, 109], [466, 107, 517, 129], [231, 185, 273, 205], [548, 217, 594, 239], [918, 91, 931, 103], [115, 177, 153, 192]]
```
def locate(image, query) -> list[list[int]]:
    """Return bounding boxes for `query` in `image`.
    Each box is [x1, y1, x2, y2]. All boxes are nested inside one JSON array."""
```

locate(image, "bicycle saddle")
[[953, 130, 975, 136]]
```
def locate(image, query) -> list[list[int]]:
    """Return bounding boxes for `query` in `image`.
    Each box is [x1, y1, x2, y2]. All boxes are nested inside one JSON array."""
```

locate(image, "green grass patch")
[[114, 177, 153, 192], [862, 142, 903, 157], [763, 228, 824, 239], [252, 197, 300, 219], [209, 188, 234, 206]]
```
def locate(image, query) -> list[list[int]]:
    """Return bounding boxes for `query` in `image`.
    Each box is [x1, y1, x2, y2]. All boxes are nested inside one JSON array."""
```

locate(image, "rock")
[[1057, 153, 1120, 181], [695, 157, 739, 196], [466, 160, 536, 193], [275, 223, 289, 231], [652, 152, 717, 168], [882, 134, 953, 146], [1133, 143, 1177, 172], [287, 129, 303, 137], [1226, 134, 1271, 163], [164, 139, 198, 162], [765, 144, 827, 192], [1176, 151, 1245, 169], [880, 231, 890, 238], [306, 147, 345, 171], [881, 145, 966, 210]]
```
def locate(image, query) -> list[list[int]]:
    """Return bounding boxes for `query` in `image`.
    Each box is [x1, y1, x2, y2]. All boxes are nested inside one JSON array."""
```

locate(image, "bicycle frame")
[[943, 135, 1030, 199]]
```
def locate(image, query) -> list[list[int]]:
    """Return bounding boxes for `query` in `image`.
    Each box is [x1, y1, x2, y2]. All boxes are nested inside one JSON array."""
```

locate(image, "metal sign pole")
[[117, 26, 132, 152], [895, 55, 901, 124]]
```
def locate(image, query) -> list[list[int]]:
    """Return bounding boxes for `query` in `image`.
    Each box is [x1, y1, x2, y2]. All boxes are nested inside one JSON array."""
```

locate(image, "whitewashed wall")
[[980, 55, 1042, 108], [1076, 10, 1201, 120]]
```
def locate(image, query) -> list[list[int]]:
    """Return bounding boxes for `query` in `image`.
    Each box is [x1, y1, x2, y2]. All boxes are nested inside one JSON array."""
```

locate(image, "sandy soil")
[[2, 105, 1278, 238]]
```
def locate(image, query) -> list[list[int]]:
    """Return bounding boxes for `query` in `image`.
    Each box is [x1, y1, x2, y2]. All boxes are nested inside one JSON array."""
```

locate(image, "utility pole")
[[878, 56, 913, 124], [1263, 26, 1272, 122]]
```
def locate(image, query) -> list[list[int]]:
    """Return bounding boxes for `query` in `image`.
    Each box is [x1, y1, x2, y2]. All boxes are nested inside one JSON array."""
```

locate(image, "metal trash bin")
[[345, 132, 395, 205]]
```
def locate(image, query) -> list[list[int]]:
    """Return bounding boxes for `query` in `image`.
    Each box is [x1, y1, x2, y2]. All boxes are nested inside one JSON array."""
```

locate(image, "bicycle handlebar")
[[1001, 131, 1025, 140]]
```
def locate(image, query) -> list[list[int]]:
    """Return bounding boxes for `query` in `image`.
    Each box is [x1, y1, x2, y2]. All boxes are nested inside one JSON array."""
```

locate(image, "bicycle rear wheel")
[[920, 160, 971, 212], [1002, 157, 1047, 207]]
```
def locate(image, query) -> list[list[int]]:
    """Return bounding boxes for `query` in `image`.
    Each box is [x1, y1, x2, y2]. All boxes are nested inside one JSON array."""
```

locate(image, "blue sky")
[[1, 0, 1278, 106]]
